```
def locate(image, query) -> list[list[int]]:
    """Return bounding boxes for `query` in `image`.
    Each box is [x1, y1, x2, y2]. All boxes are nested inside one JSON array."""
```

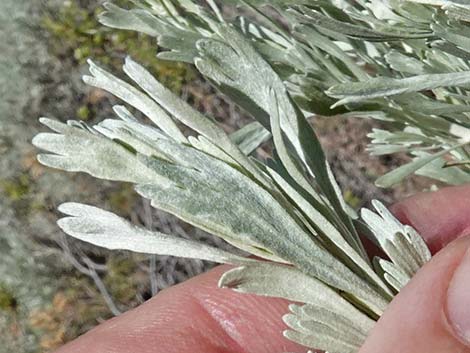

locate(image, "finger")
[[359, 184, 470, 353], [57, 185, 470, 353], [360, 235, 470, 353], [391, 184, 470, 253], [55, 265, 306, 353]]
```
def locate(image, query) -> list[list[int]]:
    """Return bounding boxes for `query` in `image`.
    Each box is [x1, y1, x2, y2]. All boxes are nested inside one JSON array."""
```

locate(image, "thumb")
[[360, 235, 470, 353], [360, 184, 470, 353]]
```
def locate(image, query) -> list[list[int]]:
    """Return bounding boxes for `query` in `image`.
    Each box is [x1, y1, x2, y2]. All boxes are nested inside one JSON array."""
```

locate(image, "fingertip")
[[391, 184, 470, 253], [360, 235, 470, 353]]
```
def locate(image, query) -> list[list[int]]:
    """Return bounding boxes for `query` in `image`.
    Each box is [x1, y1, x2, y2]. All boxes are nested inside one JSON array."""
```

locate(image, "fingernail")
[[446, 248, 470, 345]]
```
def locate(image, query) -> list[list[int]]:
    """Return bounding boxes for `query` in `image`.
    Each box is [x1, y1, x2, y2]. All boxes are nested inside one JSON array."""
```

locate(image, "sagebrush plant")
[[33, 0, 470, 352]]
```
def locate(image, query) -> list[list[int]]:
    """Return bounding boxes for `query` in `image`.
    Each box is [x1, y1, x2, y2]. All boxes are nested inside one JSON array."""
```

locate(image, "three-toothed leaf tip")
[[57, 202, 253, 264]]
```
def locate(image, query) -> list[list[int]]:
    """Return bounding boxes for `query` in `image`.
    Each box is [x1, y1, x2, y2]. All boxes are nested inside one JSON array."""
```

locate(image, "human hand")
[[55, 185, 470, 353]]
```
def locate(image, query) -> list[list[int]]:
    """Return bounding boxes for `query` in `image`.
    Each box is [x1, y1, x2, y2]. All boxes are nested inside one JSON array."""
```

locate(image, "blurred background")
[[0, 1, 431, 351]]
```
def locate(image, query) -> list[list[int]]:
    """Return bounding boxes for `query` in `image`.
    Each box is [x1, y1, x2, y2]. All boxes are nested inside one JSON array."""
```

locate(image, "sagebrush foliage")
[[34, 1, 470, 352], [98, 0, 470, 186]]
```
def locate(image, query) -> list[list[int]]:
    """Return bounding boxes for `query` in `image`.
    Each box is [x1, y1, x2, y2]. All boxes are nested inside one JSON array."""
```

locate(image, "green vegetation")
[[107, 183, 138, 216], [0, 174, 31, 202], [343, 189, 361, 209], [42, 1, 195, 94], [104, 256, 140, 304], [0, 285, 17, 311], [33, 1, 470, 351]]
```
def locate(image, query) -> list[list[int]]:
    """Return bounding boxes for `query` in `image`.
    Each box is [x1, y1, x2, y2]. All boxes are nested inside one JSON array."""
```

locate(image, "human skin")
[[56, 184, 470, 353]]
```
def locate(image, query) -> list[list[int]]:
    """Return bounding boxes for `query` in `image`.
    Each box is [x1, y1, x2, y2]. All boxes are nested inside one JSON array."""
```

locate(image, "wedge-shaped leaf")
[[267, 89, 324, 203], [361, 200, 431, 277], [98, 2, 203, 63], [195, 25, 321, 185], [327, 71, 470, 107], [156, 28, 205, 63], [97, 2, 163, 37], [382, 235, 421, 277], [219, 262, 375, 333], [201, 24, 368, 261], [58, 203, 251, 265], [291, 303, 370, 339], [32, 118, 161, 184], [135, 139, 389, 313], [284, 308, 360, 353], [268, 88, 369, 261], [284, 301, 371, 353], [266, 166, 392, 297], [83, 60, 187, 143], [375, 258, 411, 292], [122, 57, 268, 185], [194, 26, 364, 258], [194, 24, 324, 164]]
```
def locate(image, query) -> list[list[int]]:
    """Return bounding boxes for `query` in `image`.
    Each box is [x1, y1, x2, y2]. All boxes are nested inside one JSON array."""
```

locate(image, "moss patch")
[[0, 285, 17, 312], [41, 1, 195, 94], [0, 174, 31, 201]]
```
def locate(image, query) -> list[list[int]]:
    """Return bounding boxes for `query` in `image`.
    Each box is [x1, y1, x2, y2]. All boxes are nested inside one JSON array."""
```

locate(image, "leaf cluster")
[[98, 0, 470, 186], [31, 1, 464, 352]]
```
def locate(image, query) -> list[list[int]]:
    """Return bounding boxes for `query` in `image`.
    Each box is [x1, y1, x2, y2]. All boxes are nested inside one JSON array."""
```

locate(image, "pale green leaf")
[[376, 143, 469, 187], [94, 119, 168, 157], [219, 262, 375, 332], [229, 121, 271, 155], [414, 152, 470, 185], [375, 258, 411, 292], [83, 60, 187, 143], [135, 139, 389, 313], [122, 56, 269, 184], [361, 200, 431, 278], [268, 88, 369, 261], [266, 165, 392, 297], [284, 317, 359, 353], [98, 2, 162, 36], [32, 118, 162, 184], [58, 203, 251, 265], [327, 72, 470, 107], [290, 5, 431, 41]]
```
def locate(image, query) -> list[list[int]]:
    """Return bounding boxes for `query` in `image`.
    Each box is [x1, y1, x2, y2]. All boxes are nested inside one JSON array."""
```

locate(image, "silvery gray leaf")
[[58, 203, 252, 265], [32, 1, 461, 351], [376, 143, 469, 187], [32, 118, 163, 184], [122, 56, 269, 185], [219, 262, 375, 332], [229, 121, 271, 155], [362, 200, 431, 279], [135, 139, 389, 313], [83, 60, 187, 143]]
